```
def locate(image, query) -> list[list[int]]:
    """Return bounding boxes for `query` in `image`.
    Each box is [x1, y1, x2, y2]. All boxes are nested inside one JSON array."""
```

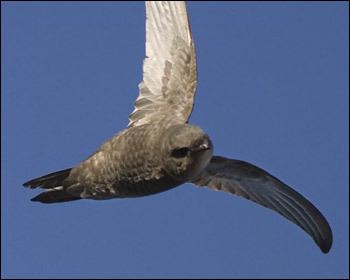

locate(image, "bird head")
[[160, 124, 213, 181]]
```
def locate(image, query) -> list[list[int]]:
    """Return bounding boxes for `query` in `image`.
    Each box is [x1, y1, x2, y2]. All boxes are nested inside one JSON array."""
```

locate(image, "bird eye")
[[171, 147, 190, 158]]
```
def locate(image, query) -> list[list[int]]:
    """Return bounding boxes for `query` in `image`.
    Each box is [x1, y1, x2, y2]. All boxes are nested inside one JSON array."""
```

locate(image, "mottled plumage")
[[23, 1, 332, 254]]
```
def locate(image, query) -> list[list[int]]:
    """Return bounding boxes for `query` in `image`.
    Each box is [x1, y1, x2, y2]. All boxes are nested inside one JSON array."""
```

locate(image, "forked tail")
[[23, 168, 81, 203]]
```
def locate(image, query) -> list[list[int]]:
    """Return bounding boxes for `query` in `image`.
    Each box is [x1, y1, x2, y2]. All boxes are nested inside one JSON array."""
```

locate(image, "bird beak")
[[196, 142, 211, 152]]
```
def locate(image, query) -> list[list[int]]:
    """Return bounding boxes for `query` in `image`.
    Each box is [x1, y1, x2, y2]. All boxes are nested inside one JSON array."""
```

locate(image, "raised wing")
[[192, 156, 333, 253], [128, 1, 197, 127]]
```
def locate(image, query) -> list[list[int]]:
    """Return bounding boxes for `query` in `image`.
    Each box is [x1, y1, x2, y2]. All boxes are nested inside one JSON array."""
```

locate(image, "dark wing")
[[128, 1, 197, 127], [192, 156, 333, 253]]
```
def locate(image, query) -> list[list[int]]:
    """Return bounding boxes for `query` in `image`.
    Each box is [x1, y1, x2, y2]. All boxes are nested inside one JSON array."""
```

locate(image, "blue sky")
[[2, 1, 348, 278]]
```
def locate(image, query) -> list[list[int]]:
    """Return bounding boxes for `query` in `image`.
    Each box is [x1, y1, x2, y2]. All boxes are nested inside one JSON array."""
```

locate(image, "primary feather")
[[129, 1, 197, 127]]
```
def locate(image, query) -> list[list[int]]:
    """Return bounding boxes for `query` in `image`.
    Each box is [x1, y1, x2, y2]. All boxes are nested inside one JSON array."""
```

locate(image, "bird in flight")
[[23, 1, 332, 254]]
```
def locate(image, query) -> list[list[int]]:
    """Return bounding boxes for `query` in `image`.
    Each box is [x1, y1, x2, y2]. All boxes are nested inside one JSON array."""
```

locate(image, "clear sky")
[[2, 1, 348, 278]]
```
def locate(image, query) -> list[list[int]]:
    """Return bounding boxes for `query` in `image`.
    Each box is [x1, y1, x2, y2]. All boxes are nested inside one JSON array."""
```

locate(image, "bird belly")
[[80, 177, 181, 200]]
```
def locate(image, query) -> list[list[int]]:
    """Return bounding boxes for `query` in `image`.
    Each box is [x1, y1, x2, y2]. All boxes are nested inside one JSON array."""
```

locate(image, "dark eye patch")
[[171, 147, 190, 158]]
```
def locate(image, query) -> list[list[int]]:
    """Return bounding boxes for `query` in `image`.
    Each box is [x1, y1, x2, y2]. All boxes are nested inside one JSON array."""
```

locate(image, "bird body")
[[23, 1, 333, 254], [69, 119, 179, 199], [25, 119, 212, 201]]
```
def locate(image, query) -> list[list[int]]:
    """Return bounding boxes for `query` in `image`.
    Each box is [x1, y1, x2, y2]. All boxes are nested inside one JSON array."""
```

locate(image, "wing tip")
[[318, 226, 333, 254]]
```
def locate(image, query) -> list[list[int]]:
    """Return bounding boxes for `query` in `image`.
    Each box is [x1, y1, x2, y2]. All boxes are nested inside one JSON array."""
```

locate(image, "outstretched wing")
[[128, 1, 197, 127], [192, 156, 333, 253]]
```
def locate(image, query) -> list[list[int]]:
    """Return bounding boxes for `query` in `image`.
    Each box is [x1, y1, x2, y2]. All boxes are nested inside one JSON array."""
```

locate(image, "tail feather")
[[31, 188, 81, 203], [23, 168, 72, 189], [23, 168, 81, 203]]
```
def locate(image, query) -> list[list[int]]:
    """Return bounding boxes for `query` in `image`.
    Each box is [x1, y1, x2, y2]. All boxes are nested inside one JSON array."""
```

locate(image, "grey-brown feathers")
[[22, 1, 332, 254]]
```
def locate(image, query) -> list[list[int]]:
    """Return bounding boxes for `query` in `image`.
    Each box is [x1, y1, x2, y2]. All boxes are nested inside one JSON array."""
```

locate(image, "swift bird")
[[23, 1, 332, 253]]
